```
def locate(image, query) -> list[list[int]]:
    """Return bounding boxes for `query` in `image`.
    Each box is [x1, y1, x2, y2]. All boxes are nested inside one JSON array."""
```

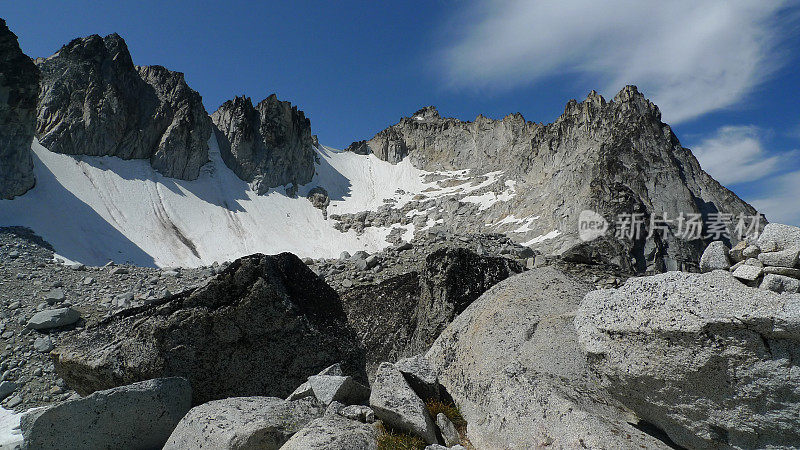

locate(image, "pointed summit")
[[411, 106, 440, 121]]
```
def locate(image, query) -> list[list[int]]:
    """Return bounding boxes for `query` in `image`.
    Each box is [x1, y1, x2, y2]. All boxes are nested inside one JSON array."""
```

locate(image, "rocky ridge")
[[345, 87, 759, 274], [35, 33, 212, 180], [211, 94, 315, 194], [0, 19, 39, 199]]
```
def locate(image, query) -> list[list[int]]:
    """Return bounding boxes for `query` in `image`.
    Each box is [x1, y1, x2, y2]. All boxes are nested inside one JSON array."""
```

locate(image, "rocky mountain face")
[[35, 33, 211, 180], [0, 19, 39, 199], [211, 94, 315, 194], [346, 87, 759, 273]]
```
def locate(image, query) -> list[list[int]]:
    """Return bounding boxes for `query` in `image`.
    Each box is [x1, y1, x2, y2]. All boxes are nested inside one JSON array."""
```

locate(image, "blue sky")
[[4, 1, 800, 224]]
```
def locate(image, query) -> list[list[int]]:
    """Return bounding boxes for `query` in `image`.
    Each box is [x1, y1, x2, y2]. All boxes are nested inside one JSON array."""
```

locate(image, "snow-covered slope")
[[0, 137, 511, 267]]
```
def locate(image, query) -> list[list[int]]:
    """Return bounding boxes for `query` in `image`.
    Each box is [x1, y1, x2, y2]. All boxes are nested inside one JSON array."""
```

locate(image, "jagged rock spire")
[[0, 18, 39, 199]]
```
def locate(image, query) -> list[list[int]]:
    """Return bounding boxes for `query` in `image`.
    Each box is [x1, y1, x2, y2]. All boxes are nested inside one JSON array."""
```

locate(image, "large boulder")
[[426, 267, 673, 449], [757, 223, 800, 253], [280, 414, 379, 450], [575, 270, 800, 449], [21, 377, 191, 450], [36, 33, 211, 180], [0, 19, 39, 199], [211, 95, 315, 194], [340, 247, 522, 374], [163, 396, 323, 450], [369, 362, 438, 445], [51, 253, 366, 404]]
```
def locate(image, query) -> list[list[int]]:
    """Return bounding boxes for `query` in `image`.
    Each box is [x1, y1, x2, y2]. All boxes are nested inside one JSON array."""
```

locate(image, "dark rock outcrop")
[[51, 253, 366, 404], [211, 95, 315, 194], [347, 87, 759, 273], [36, 33, 211, 180], [0, 19, 39, 199], [340, 246, 523, 374]]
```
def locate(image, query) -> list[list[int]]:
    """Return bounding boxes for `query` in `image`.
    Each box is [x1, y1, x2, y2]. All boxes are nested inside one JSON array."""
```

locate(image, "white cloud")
[[440, 0, 793, 123], [692, 125, 797, 185], [750, 170, 800, 226]]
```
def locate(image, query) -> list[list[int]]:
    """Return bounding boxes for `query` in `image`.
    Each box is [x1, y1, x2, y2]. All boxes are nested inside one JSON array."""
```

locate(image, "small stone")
[[68, 262, 85, 271], [763, 266, 800, 279], [742, 245, 761, 259], [8, 251, 19, 259], [26, 308, 81, 330], [395, 242, 413, 252], [370, 362, 438, 444], [744, 258, 763, 268], [0, 381, 17, 400], [436, 413, 460, 447], [82, 277, 95, 285], [699, 241, 730, 273], [5, 394, 21, 408], [729, 241, 747, 263], [44, 288, 66, 304], [308, 375, 370, 406], [732, 264, 762, 282], [341, 279, 353, 288], [339, 251, 351, 261], [34, 336, 54, 353], [110, 267, 129, 275], [340, 405, 376, 423]]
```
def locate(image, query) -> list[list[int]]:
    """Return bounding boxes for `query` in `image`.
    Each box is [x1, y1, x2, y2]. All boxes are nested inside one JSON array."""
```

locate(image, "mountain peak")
[[410, 106, 440, 121]]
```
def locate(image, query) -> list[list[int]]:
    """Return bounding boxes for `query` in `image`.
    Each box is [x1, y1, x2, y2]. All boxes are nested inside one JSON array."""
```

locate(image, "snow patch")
[[0, 407, 24, 449], [522, 230, 561, 246]]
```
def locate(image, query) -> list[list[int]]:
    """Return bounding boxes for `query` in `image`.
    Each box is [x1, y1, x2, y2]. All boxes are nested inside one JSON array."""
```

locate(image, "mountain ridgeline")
[[0, 26, 759, 273], [346, 88, 758, 272]]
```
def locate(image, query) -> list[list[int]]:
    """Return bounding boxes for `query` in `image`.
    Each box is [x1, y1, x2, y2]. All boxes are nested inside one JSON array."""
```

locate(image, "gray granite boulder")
[[426, 267, 672, 449], [436, 413, 460, 447], [26, 307, 80, 330], [369, 362, 438, 445], [0, 19, 39, 199], [575, 271, 800, 449], [758, 247, 800, 268], [394, 353, 440, 401], [163, 396, 322, 450], [21, 377, 191, 450], [308, 375, 370, 406], [280, 414, 378, 450], [757, 223, 800, 253], [760, 273, 800, 294], [732, 264, 762, 282], [699, 241, 730, 272]]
